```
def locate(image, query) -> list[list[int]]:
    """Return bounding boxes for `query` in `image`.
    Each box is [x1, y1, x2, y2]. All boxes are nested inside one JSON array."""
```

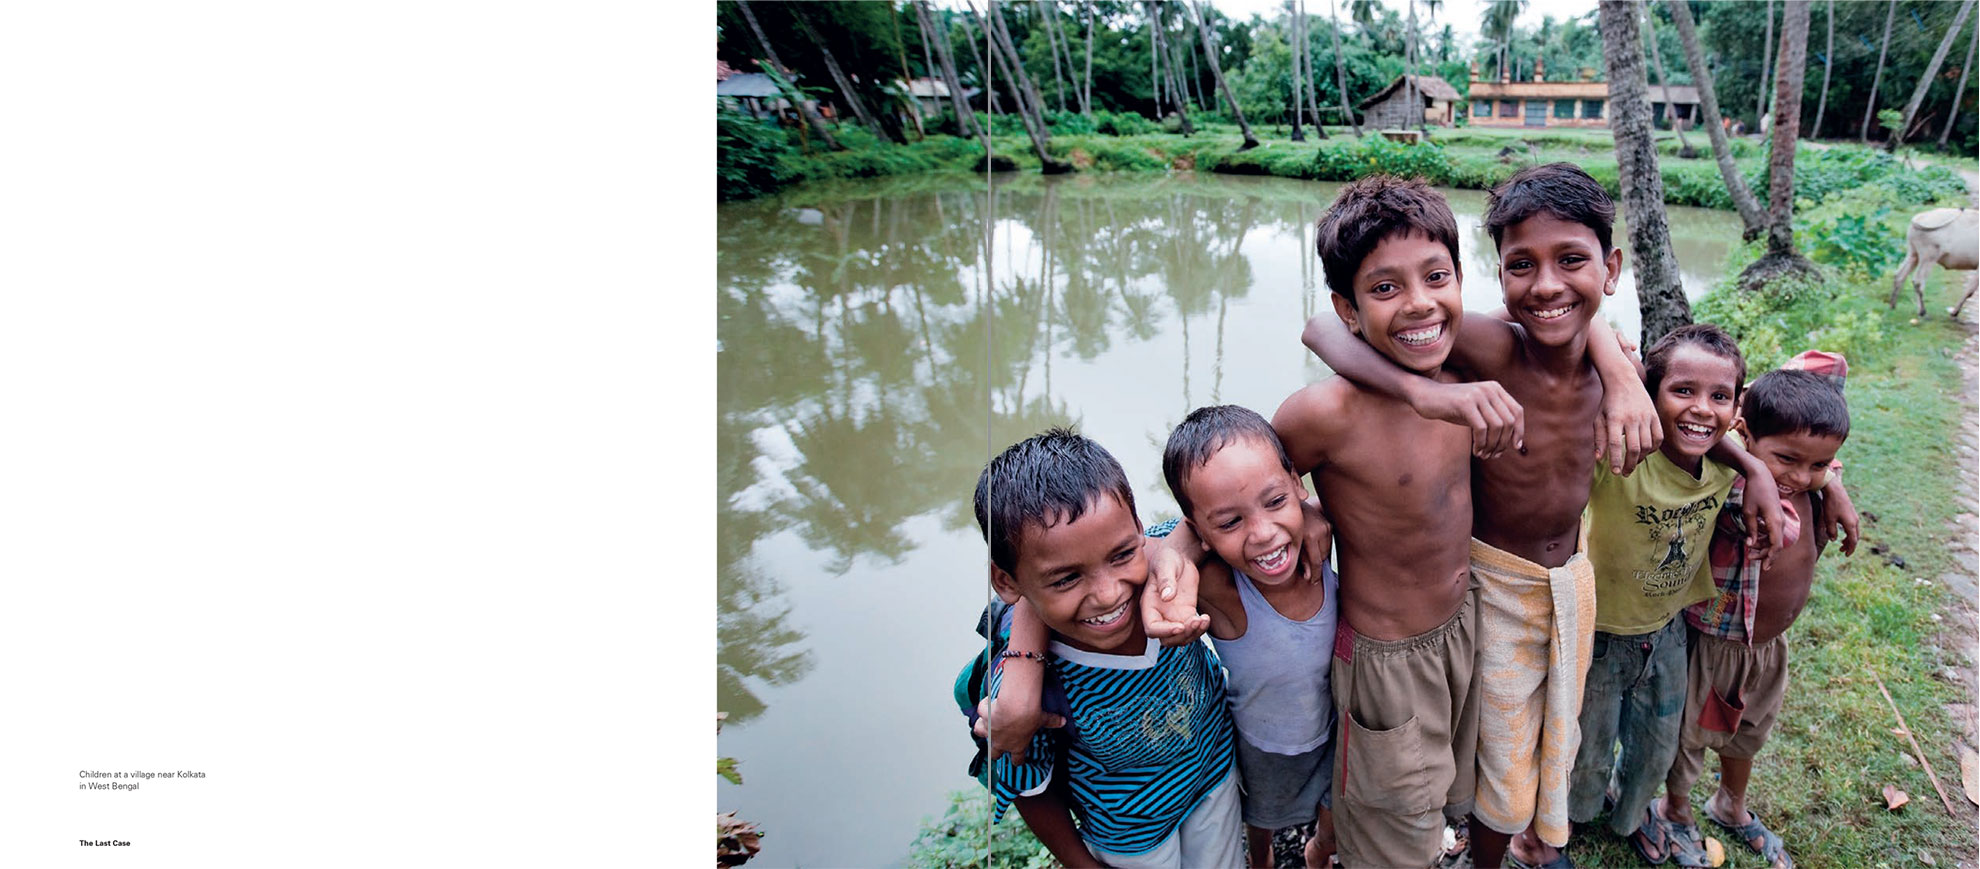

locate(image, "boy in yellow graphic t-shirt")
[[1566, 324, 1786, 864]]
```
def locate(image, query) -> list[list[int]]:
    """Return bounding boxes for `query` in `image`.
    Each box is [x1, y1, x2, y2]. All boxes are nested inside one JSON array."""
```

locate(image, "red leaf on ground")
[[1883, 783, 1911, 810]]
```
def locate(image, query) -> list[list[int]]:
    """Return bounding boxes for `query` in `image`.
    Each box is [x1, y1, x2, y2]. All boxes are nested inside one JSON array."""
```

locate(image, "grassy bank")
[[721, 110, 1966, 213]]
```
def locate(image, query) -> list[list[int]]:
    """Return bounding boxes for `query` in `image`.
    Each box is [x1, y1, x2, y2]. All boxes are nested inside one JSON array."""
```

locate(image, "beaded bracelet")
[[998, 650, 1050, 663]]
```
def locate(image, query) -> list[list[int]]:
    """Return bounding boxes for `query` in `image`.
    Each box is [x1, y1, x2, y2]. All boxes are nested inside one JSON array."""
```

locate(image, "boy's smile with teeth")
[[1496, 212, 1619, 347], [1184, 436, 1308, 587], [990, 492, 1149, 654], [1652, 344, 1741, 473], [1332, 231, 1463, 374]]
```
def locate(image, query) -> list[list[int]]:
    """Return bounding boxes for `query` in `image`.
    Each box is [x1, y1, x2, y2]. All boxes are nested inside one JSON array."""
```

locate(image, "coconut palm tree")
[[1862, 1, 1898, 142], [1942, 21, 1976, 146], [1287, 1, 1307, 141], [1811, 0, 1833, 139], [1643, 4, 1691, 156], [1755, 0, 1773, 128], [1741, 0, 1822, 289], [1891, 0, 1978, 149], [914, 2, 980, 140], [734, 0, 842, 151], [790, 6, 898, 143], [1667, 0, 1766, 240], [1190, 1, 1259, 148], [1600, 0, 1689, 345], [1145, 1, 1195, 134], [979, 1, 1072, 173], [1327, 0, 1362, 136], [1483, 0, 1526, 83], [1083, 1, 1095, 117]]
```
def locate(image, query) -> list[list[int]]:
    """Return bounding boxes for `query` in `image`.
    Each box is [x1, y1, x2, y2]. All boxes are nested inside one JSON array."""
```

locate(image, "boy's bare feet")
[[1504, 826, 1569, 868]]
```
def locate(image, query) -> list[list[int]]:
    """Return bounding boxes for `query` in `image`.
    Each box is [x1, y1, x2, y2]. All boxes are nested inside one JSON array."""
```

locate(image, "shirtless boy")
[[1262, 174, 1481, 868], [1302, 163, 1659, 868]]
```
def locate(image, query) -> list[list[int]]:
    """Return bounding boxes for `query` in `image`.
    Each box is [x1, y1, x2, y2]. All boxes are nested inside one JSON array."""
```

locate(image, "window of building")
[[1475, 100, 1492, 117], [1555, 99, 1576, 119], [1499, 100, 1518, 118], [1583, 99, 1604, 119]]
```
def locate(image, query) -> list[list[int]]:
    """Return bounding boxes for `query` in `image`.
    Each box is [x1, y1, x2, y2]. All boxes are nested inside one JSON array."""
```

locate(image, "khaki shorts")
[[1667, 631, 1789, 795], [1330, 583, 1479, 869]]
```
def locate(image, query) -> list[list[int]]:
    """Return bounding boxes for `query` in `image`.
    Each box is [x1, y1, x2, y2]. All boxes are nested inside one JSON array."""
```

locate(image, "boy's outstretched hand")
[[1142, 536, 1210, 647], [1741, 466, 1790, 568], [1593, 384, 1662, 476], [1404, 379, 1525, 459]]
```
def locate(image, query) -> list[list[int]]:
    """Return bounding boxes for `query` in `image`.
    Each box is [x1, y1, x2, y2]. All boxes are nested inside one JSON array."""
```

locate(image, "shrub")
[[716, 104, 797, 201], [903, 789, 1055, 869]]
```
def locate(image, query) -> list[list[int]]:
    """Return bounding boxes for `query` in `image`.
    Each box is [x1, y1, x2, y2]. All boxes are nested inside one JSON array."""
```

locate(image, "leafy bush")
[[1693, 271, 1890, 373], [1092, 110, 1158, 136], [904, 789, 1055, 869], [717, 104, 797, 201], [1808, 206, 1902, 276]]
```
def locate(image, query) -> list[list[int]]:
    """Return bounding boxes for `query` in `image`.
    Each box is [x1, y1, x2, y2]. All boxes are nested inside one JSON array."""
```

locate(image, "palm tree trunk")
[[793, 9, 898, 143], [981, 0, 1072, 173], [1667, 0, 1766, 240], [1191, 2, 1260, 148], [734, 0, 842, 151], [1600, 0, 1690, 346], [1289, 2, 1307, 141], [954, 10, 1002, 115], [1812, 0, 1833, 139], [1083, 1, 1095, 116], [1763, 0, 1812, 256], [1301, 0, 1329, 136], [1147, 2, 1195, 134], [1329, 0, 1362, 135], [1942, 19, 1976, 145], [1406, 0, 1419, 130], [1862, 1, 1898, 142], [1150, 5, 1163, 116], [917, 1, 981, 140], [1644, 5, 1690, 154], [892, 4, 926, 140], [1756, 0, 1774, 128], [1040, 1, 1069, 114], [1892, 0, 1977, 150]]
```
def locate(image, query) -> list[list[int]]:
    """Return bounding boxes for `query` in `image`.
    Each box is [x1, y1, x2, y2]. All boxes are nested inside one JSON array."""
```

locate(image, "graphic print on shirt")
[[1632, 493, 1720, 598], [1081, 669, 1203, 769]]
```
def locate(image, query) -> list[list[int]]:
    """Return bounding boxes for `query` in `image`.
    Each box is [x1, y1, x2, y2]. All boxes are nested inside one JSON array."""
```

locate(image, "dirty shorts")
[[1469, 534, 1596, 848], [1330, 582, 1479, 869], [1667, 630, 1789, 796], [1235, 731, 1334, 830]]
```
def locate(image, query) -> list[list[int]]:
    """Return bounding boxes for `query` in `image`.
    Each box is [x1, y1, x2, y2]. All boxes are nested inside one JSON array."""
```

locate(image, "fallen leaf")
[[1961, 747, 1979, 806], [1921, 850, 1937, 866], [1885, 783, 1911, 810]]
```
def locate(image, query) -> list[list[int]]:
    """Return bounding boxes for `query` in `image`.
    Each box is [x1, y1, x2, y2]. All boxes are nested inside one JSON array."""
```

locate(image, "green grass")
[[1568, 187, 1980, 869]]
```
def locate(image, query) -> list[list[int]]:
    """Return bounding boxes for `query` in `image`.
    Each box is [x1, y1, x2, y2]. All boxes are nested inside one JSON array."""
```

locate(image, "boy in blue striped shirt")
[[976, 428, 1243, 869]]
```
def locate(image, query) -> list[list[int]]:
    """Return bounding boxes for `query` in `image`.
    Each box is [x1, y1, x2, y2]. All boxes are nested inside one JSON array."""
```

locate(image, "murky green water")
[[715, 171, 1743, 867]]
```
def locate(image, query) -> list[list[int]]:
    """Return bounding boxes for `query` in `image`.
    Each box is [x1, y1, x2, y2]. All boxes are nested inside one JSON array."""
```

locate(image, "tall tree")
[[979, 1, 1072, 173], [1039, 1, 1069, 114], [1303, 0, 1328, 136], [891, 3, 926, 140], [1328, 0, 1363, 135], [915, 1, 979, 139], [1600, 0, 1690, 346], [1755, 0, 1774, 127], [1484, 0, 1527, 84], [1288, 1, 1307, 140], [1147, 1, 1196, 134], [1190, 1, 1259, 148], [1812, 0, 1833, 139], [1082, 1, 1095, 117], [791, 7, 898, 143], [1891, 0, 1978, 149], [734, 0, 841, 151], [1862, 1, 1898, 142], [952, 10, 1002, 115], [1668, 0, 1767, 240], [1644, 3, 1692, 156], [1405, 0, 1419, 130], [1942, 16, 1977, 146], [1742, 0, 1822, 288]]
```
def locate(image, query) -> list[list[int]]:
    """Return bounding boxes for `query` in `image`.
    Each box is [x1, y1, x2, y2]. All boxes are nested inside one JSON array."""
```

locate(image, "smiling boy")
[[976, 429, 1243, 869], [1268, 175, 1481, 868], [1301, 163, 1660, 868]]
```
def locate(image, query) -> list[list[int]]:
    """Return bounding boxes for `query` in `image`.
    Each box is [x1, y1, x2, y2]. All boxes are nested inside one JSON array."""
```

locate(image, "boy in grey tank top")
[[1161, 406, 1341, 869]]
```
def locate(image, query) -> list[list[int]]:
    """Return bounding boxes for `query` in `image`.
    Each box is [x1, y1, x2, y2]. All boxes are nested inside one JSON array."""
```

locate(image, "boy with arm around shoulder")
[[1272, 175, 1482, 868], [976, 429, 1243, 869], [1303, 163, 1659, 868], [1656, 360, 1854, 869]]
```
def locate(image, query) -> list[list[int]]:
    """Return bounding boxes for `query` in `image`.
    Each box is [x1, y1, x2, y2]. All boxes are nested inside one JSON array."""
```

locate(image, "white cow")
[[1889, 207, 1979, 318]]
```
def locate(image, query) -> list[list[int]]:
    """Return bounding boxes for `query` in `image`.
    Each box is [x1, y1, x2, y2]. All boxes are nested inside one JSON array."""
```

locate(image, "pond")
[[715, 170, 1745, 867]]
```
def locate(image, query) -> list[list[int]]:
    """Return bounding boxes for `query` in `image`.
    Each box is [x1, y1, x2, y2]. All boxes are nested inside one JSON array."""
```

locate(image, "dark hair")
[[1313, 175, 1460, 308], [1643, 323, 1747, 398], [1162, 405, 1296, 516], [1485, 162, 1616, 254], [973, 427, 1138, 574], [1742, 369, 1850, 441]]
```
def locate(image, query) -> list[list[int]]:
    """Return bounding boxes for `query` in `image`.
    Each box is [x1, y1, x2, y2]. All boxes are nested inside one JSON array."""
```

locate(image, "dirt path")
[[1937, 170, 1979, 828]]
